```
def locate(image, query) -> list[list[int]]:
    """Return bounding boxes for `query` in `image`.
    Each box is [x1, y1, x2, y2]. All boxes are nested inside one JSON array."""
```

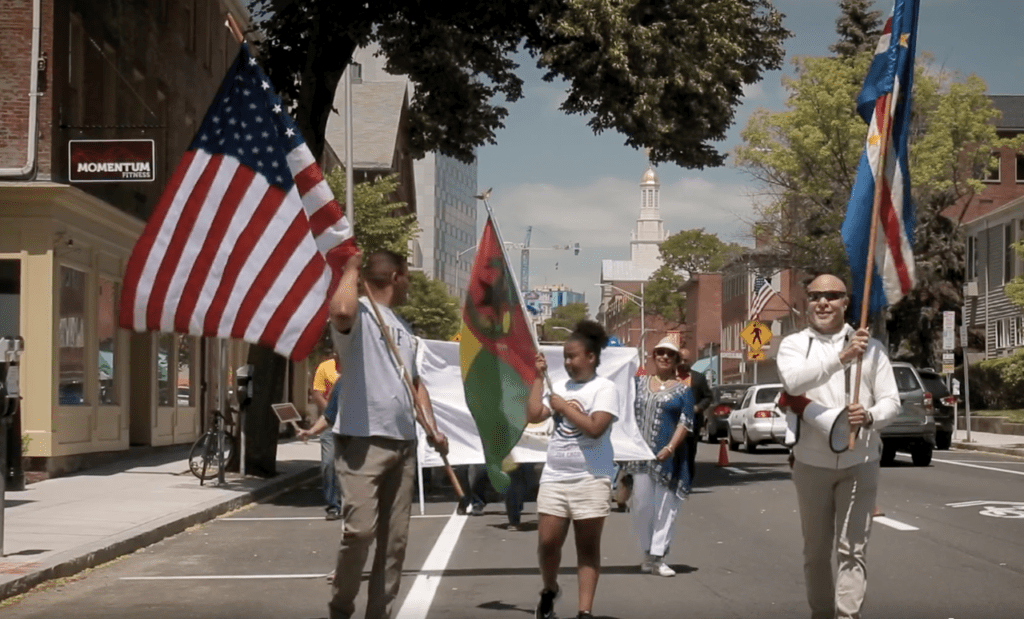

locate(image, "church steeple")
[[630, 153, 668, 267]]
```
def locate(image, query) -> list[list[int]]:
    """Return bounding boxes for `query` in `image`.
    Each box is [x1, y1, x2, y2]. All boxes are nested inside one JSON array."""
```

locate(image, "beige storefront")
[[0, 182, 252, 474]]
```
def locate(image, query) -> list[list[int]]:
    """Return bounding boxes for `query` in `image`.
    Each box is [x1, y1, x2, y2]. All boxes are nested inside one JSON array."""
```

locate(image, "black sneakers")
[[577, 613, 594, 619], [535, 587, 559, 619]]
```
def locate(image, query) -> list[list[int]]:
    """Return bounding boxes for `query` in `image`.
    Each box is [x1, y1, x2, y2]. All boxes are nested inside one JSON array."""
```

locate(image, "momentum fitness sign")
[[69, 139, 155, 182]]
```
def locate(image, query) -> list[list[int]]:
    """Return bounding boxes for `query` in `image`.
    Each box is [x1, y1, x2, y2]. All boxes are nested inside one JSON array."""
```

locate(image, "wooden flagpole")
[[361, 281, 464, 499], [850, 91, 894, 450], [226, 13, 244, 44]]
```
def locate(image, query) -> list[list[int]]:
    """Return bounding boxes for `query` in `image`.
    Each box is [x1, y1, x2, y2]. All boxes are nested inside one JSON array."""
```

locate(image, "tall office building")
[[350, 45, 477, 298]]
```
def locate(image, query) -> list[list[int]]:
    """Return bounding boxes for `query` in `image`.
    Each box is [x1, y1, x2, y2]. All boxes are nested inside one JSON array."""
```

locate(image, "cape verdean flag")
[[460, 216, 538, 492]]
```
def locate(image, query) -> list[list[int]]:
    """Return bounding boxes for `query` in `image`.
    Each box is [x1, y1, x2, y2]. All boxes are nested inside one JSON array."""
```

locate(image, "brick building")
[[0, 0, 257, 475]]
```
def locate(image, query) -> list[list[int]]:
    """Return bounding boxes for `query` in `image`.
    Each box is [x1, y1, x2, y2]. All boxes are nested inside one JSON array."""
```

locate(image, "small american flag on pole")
[[749, 275, 777, 320], [120, 44, 357, 360]]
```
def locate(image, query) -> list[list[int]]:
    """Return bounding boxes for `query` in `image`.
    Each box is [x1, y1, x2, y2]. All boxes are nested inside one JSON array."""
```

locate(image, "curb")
[[0, 465, 319, 602], [951, 441, 1024, 459]]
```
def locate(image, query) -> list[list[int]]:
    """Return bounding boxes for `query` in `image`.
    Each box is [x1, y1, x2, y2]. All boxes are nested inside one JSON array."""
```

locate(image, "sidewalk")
[[0, 439, 320, 601], [950, 430, 1024, 458]]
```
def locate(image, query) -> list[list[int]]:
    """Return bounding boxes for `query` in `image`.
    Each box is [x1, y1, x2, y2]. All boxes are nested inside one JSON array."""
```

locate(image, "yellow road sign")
[[748, 351, 766, 361], [740, 320, 771, 351]]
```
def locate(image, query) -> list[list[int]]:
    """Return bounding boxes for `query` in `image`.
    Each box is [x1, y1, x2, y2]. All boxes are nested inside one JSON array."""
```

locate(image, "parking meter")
[[235, 364, 253, 408], [1, 336, 22, 419], [1, 336, 25, 556]]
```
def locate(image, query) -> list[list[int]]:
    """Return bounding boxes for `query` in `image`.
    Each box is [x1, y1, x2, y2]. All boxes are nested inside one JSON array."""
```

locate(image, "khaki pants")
[[792, 460, 879, 619], [329, 435, 415, 619]]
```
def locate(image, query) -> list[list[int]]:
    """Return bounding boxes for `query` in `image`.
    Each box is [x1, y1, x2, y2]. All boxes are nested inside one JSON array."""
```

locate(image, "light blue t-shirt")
[[331, 297, 418, 440], [540, 375, 619, 483]]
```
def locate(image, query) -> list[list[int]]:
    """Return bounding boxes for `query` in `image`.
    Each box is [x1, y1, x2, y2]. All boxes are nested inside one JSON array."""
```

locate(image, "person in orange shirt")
[[311, 352, 341, 520]]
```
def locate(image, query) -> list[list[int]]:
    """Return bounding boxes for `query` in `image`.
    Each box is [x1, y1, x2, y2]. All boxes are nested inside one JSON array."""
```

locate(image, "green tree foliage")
[[247, 0, 789, 166], [543, 303, 589, 342], [324, 170, 419, 257], [735, 50, 1011, 368], [1006, 241, 1024, 308], [395, 271, 461, 341], [829, 0, 883, 58], [644, 229, 741, 325]]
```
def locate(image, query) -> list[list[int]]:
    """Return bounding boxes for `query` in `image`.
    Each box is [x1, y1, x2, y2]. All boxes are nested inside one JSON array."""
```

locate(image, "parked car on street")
[[915, 367, 955, 450], [881, 362, 936, 466], [703, 383, 753, 443], [728, 383, 786, 453]]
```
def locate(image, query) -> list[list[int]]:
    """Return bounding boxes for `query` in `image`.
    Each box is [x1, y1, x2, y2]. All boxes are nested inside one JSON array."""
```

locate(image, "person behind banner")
[[310, 352, 342, 520], [777, 273, 899, 619], [676, 347, 711, 485], [623, 333, 694, 577], [527, 320, 619, 619], [326, 249, 449, 619]]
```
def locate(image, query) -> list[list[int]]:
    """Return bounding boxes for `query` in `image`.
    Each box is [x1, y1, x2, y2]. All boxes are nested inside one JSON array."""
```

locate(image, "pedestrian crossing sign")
[[740, 320, 770, 351]]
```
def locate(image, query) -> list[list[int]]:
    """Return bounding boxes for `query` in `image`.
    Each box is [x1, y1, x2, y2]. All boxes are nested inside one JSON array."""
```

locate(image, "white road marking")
[[872, 516, 919, 531], [898, 453, 1024, 477], [221, 514, 451, 521], [949, 460, 1024, 465], [394, 513, 469, 619], [722, 467, 750, 475], [122, 574, 329, 580]]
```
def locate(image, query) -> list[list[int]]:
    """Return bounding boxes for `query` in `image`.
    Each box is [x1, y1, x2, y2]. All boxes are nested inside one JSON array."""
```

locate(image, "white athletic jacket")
[[777, 324, 901, 469]]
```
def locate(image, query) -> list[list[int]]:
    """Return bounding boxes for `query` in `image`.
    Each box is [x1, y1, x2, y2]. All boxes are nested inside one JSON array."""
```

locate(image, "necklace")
[[651, 375, 675, 391]]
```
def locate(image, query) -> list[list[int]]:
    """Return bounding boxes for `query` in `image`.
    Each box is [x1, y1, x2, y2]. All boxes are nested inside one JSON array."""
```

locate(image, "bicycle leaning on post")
[[188, 408, 235, 484]]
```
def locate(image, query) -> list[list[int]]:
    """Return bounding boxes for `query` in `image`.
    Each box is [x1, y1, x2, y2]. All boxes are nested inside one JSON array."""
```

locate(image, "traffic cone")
[[717, 438, 730, 467]]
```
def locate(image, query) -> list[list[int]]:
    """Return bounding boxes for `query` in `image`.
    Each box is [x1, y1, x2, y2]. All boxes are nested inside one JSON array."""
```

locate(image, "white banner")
[[415, 340, 656, 468]]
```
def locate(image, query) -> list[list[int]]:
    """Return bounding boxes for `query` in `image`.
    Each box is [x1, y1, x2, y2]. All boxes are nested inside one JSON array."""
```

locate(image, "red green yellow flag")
[[460, 216, 538, 492]]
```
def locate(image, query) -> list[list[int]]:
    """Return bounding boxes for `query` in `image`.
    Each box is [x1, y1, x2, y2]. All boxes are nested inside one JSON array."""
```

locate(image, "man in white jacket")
[[777, 273, 900, 619]]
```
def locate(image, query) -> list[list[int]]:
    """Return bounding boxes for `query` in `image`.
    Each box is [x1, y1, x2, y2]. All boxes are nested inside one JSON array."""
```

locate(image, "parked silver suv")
[[881, 362, 936, 466]]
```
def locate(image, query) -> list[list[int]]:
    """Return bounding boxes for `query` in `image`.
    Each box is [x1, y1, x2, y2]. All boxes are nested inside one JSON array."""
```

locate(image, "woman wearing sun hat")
[[621, 331, 695, 577]]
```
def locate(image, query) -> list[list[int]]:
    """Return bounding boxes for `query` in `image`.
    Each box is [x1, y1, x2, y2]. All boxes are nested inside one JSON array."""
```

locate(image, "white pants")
[[792, 460, 879, 619], [629, 472, 682, 559]]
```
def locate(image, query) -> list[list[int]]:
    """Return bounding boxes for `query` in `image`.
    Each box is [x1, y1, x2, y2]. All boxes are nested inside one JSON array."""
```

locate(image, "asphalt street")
[[2, 446, 1022, 619]]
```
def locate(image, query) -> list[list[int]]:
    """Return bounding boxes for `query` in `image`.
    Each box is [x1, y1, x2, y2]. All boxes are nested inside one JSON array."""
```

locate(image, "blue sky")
[[475, 0, 1023, 315]]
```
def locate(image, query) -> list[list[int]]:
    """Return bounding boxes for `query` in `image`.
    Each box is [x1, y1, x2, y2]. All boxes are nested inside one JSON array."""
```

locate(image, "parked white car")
[[728, 383, 787, 453]]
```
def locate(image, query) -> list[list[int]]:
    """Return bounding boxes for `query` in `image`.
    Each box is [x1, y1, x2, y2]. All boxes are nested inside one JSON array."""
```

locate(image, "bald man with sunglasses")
[[776, 273, 900, 619]]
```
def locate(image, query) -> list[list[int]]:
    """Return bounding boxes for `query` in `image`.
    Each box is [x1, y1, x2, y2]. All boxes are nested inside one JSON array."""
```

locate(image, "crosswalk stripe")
[[873, 516, 919, 531]]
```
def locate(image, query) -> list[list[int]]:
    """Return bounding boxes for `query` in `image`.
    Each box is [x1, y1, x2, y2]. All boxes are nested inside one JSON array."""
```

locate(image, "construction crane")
[[502, 226, 581, 294], [521, 226, 532, 294]]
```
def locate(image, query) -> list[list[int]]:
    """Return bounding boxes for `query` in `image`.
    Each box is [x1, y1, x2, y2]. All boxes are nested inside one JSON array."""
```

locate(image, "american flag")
[[120, 44, 357, 360], [749, 275, 777, 320], [840, 0, 919, 323]]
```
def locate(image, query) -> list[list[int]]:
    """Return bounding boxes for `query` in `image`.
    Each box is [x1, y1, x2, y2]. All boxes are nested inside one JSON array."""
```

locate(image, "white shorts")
[[537, 476, 612, 520]]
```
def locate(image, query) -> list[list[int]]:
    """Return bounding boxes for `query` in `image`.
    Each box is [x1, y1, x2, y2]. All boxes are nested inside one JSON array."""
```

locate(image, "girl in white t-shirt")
[[527, 320, 619, 619]]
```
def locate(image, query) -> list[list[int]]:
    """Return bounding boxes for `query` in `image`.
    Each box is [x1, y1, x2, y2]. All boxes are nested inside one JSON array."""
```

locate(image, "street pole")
[[639, 281, 645, 370], [962, 305, 972, 443]]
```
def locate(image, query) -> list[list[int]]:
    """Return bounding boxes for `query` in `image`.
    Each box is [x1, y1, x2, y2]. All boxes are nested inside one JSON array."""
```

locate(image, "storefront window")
[[157, 333, 174, 407], [98, 278, 119, 405], [178, 336, 196, 407], [0, 259, 19, 336], [58, 266, 88, 406]]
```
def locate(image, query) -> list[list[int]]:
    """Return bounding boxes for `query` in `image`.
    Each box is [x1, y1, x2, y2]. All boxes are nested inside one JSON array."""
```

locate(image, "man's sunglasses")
[[807, 291, 846, 302], [653, 349, 678, 358]]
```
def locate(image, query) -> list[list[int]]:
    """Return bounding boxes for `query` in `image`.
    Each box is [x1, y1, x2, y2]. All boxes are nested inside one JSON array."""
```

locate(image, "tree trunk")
[[243, 344, 287, 477]]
